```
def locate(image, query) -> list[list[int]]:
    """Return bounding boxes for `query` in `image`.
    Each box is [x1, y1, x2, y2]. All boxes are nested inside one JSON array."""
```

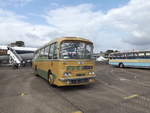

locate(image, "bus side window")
[[49, 44, 54, 59], [44, 46, 49, 58], [139, 52, 145, 58], [38, 50, 41, 58], [134, 53, 139, 59], [146, 52, 150, 58], [34, 51, 39, 60], [49, 43, 57, 59], [40, 49, 45, 58], [53, 43, 58, 59]]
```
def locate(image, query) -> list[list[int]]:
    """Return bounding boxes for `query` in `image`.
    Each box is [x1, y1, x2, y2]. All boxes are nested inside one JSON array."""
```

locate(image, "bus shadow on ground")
[[51, 84, 95, 92], [36, 74, 96, 91]]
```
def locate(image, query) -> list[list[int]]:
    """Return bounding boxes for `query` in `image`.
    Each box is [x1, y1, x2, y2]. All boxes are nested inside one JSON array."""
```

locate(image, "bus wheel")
[[119, 63, 124, 68], [48, 73, 54, 85]]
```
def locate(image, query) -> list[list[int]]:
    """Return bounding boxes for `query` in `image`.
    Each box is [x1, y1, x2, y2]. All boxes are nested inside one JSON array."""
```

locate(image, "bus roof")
[[35, 37, 93, 52], [52, 37, 92, 43]]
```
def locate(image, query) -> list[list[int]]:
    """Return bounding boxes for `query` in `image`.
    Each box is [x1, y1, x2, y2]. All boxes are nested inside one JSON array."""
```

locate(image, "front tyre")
[[48, 73, 54, 85]]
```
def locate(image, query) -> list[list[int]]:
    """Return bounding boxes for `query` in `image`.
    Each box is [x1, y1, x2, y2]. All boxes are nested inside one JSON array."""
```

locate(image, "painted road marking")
[[72, 111, 83, 113], [18, 92, 28, 96], [124, 94, 139, 100]]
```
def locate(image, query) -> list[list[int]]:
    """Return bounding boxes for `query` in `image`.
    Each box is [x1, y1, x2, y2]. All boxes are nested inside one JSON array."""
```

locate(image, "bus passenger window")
[[40, 49, 45, 58], [34, 52, 39, 60], [139, 53, 145, 58], [49, 43, 57, 59], [53, 43, 57, 59], [49, 44, 54, 59], [146, 52, 150, 58], [44, 46, 49, 57]]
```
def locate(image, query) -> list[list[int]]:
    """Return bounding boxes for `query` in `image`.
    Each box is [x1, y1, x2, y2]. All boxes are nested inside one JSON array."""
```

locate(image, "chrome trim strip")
[[59, 76, 96, 81]]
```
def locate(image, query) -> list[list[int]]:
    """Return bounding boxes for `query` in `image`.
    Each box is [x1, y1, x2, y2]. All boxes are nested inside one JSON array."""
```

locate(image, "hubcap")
[[48, 75, 51, 82], [120, 64, 123, 67], [48, 74, 53, 84]]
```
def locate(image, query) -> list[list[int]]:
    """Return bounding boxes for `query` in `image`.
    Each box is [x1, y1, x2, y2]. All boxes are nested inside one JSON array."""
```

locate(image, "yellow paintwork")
[[32, 37, 96, 86], [33, 59, 96, 86]]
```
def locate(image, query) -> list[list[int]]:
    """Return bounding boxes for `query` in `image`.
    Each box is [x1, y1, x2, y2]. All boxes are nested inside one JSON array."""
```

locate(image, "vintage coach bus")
[[32, 37, 96, 86]]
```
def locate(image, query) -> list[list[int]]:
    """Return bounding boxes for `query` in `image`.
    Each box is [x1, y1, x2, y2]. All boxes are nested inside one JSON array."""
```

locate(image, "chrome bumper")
[[59, 76, 96, 84]]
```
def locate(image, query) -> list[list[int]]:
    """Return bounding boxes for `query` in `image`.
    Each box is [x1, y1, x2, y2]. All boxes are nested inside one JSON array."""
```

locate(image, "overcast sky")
[[0, 0, 150, 52]]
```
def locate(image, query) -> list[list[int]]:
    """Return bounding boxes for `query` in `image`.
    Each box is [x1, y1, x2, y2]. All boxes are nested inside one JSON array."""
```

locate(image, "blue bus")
[[109, 51, 150, 68]]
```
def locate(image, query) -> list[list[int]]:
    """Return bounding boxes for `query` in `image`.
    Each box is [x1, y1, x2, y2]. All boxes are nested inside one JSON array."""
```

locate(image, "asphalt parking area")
[[0, 63, 150, 113]]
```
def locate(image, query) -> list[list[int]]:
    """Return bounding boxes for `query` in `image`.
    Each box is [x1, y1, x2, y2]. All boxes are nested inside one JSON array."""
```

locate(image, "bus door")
[[48, 43, 58, 73]]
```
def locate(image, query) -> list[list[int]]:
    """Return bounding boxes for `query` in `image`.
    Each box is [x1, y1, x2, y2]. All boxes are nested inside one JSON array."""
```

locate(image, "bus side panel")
[[38, 61, 48, 80], [37, 60, 63, 83], [109, 60, 119, 66], [33, 59, 64, 85], [50, 61, 65, 85], [123, 62, 150, 67], [33, 59, 49, 80], [109, 59, 150, 67]]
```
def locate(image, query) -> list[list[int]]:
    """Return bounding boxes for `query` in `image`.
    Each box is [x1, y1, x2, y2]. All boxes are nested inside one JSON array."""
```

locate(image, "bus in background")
[[32, 37, 96, 86], [109, 51, 150, 68]]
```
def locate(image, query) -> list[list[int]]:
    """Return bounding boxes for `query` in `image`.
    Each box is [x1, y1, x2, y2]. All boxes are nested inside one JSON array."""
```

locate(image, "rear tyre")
[[119, 63, 124, 68], [48, 72, 54, 85]]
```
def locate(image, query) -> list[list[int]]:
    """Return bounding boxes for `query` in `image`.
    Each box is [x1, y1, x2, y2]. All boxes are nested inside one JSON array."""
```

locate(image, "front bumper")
[[59, 76, 96, 85]]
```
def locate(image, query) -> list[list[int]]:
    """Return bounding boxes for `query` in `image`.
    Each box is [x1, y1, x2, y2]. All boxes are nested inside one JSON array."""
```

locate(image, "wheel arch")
[[118, 62, 124, 68], [47, 69, 52, 79]]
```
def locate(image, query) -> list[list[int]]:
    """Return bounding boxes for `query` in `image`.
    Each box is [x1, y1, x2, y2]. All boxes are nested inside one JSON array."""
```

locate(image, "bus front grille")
[[67, 66, 93, 70], [76, 73, 85, 76], [59, 76, 96, 84], [70, 78, 89, 84]]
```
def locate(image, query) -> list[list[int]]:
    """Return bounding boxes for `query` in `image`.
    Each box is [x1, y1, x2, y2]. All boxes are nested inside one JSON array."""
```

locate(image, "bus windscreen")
[[60, 41, 93, 59]]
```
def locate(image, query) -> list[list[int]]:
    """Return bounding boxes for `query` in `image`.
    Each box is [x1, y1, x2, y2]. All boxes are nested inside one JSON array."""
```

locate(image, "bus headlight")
[[89, 72, 92, 74], [88, 72, 95, 75], [92, 72, 95, 74], [64, 72, 72, 77]]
